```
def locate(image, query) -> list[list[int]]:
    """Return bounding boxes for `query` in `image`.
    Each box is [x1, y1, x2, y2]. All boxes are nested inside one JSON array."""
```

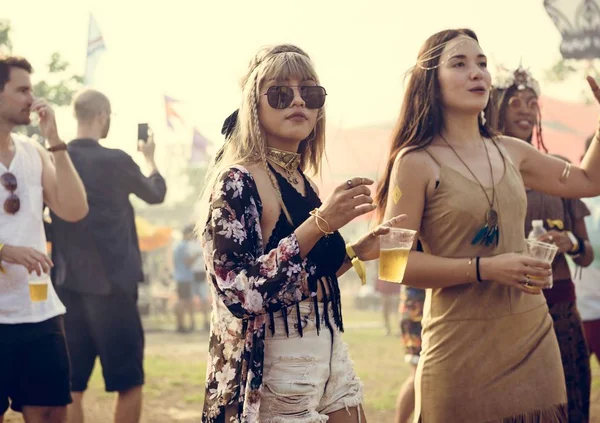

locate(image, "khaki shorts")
[[260, 300, 364, 423]]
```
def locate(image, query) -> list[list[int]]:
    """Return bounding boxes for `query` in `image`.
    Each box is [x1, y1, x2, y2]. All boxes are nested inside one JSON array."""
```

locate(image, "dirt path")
[[4, 330, 600, 423]]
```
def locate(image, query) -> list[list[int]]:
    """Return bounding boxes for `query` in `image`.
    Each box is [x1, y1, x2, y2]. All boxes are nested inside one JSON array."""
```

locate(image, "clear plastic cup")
[[524, 239, 559, 291], [29, 276, 49, 302], [378, 228, 417, 283]]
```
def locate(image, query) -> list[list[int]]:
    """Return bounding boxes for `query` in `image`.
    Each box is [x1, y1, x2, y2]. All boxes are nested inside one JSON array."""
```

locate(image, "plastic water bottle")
[[528, 219, 547, 240], [527, 219, 552, 290]]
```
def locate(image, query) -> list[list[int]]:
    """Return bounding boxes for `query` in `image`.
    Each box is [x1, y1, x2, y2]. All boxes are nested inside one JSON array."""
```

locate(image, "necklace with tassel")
[[440, 135, 500, 247]]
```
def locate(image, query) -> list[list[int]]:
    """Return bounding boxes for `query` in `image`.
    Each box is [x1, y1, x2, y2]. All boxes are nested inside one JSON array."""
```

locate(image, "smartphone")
[[138, 123, 149, 143]]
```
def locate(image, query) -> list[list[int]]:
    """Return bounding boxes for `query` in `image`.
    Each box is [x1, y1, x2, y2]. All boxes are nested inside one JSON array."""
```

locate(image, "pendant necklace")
[[440, 134, 500, 247]]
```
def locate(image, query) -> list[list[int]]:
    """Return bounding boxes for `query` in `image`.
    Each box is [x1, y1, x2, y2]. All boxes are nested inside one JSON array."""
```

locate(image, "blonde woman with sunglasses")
[[197, 44, 404, 423]]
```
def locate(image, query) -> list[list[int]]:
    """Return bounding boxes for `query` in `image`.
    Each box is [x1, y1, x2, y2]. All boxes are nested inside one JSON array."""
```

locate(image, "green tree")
[[33, 52, 84, 106], [544, 58, 578, 83], [0, 19, 83, 137], [544, 58, 600, 104], [0, 20, 12, 54]]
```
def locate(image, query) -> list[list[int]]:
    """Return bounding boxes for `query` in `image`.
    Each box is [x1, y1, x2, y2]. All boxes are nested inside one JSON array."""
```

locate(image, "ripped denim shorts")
[[259, 300, 364, 423]]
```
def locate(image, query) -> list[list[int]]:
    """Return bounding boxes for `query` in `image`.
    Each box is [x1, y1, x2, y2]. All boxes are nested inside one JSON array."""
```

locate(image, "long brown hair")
[[374, 28, 497, 221]]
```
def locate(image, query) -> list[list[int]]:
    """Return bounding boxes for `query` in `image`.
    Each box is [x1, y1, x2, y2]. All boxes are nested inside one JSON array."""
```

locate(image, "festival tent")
[[135, 217, 172, 252]]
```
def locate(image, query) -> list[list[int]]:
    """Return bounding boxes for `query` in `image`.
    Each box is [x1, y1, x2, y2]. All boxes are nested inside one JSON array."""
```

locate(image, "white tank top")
[[0, 134, 65, 323]]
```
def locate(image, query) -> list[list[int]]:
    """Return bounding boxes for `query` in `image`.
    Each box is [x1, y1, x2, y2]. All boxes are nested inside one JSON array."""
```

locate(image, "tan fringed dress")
[[414, 146, 567, 422]]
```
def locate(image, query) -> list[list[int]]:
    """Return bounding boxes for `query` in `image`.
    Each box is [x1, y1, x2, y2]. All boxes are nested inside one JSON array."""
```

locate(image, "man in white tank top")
[[0, 56, 88, 423]]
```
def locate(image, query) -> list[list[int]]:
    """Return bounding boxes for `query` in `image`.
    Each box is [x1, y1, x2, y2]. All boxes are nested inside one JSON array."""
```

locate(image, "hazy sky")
[[5, 0, 588, 201]]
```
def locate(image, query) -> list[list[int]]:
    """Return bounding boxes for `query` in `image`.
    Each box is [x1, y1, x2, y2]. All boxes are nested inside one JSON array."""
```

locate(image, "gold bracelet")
[[559, 161, 572, 184], [467, 257, 473, 283], [309, 209, 334, 235]]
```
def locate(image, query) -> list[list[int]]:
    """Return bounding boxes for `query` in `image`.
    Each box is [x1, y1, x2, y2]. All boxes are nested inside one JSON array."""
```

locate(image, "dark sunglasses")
[[1, 172, 19, 215], [263, 85, 327, 110], [508, 96, 539, 111]]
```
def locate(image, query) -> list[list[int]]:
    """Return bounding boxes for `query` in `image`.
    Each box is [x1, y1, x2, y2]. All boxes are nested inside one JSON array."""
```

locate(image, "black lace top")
[[266, 163, 346, 336], [201, 165, 346, 423]]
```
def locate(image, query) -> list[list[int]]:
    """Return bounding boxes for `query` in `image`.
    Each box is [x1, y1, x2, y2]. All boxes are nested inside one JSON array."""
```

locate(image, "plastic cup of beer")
[[524, 239, 559, 292], [378, 228, 417, 283], [29, 276, 49, 302]]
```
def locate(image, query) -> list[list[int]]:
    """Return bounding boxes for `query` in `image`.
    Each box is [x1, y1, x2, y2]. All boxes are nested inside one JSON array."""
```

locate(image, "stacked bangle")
[[559, 162, 572, 183]]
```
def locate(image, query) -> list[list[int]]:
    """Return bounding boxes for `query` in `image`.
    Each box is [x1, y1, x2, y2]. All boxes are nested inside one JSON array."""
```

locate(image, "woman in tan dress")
[[374, 28, 600, 422]]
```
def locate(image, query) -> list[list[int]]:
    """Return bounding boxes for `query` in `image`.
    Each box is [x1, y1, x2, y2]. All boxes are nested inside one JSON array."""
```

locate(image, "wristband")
[[47, 142, 68, 153], [567, 232, 585, 258], [346, 244, 366, 285]]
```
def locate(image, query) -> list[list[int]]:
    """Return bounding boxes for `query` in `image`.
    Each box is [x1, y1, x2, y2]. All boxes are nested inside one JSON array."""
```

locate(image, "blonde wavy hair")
[[196, 44, 327, 233]]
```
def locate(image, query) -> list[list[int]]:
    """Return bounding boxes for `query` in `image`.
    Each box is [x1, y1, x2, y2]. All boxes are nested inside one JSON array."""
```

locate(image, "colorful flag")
[[190, 128, 209, 164], [84, 14, 106, 86], [164, 95, 184, 130]]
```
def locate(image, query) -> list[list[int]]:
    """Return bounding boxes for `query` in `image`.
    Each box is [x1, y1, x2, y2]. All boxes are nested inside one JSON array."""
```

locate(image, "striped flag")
[[190, 128, 209, 164], [164, 95, 184, 130], [84, 14, 106, 86]]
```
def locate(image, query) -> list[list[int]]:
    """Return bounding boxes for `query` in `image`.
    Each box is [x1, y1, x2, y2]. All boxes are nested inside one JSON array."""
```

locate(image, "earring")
[[480, 111, 487, 126]]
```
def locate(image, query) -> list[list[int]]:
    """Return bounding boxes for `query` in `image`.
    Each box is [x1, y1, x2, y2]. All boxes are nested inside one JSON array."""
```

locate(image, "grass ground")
[[4, 307, 600, 423]]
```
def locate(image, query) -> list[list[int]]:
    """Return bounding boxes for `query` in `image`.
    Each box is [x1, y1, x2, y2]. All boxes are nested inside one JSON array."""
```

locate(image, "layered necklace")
[[439, 134, 500, 247], [266, 147, 301, 184]]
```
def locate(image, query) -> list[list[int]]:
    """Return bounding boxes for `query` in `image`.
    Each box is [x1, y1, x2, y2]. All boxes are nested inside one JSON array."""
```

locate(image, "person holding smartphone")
[[49, 88, 166, 423]]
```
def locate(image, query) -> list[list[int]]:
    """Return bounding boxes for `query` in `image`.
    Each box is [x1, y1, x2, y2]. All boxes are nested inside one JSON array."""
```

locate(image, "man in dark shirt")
[[50, 89, 166, 423]]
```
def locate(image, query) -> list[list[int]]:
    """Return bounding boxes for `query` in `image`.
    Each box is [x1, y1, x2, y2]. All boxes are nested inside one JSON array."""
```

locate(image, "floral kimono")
[[201, 166, 345, 423]]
